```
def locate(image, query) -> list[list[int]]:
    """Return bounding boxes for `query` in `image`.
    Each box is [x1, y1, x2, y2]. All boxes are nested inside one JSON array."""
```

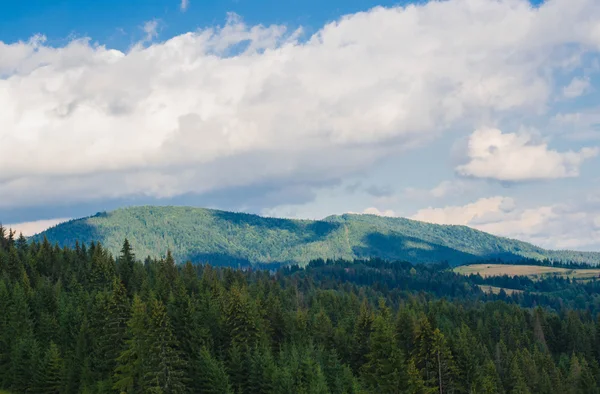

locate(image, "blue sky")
[[0, 0, 410, 47], [2, 0, 600, 251]]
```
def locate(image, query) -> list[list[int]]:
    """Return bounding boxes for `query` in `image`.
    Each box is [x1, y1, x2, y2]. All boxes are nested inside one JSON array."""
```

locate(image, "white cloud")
[[4, 218, 71, 236], [563, 76, 591, 98], [181, 0, 189, 12], [411, 196, 515, 227], [143, 20, 160, 42], [456, 128, 598, 181], [363, 207, 396, 217], [411, 196, 600, 250], [3, 0, 600, 208]]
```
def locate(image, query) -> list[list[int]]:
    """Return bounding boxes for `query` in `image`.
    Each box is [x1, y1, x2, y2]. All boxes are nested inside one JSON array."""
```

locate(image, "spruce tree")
[[351, 301, 374, 372], [248, 344, 276, 394], [195, 347, 233, 393], [114, 295, 147, 394], [0, 280, 10, 386], [36, 342, 64, 394], [430, 328, 456, 394], [143, 299, 187, 393], [360, 310, 405, 392], [117, 239, 136, 293], [225, 285, 261, 349]]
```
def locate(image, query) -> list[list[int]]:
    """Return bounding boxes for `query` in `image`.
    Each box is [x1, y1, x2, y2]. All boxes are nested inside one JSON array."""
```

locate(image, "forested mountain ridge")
[[33, 205, 600, 266]]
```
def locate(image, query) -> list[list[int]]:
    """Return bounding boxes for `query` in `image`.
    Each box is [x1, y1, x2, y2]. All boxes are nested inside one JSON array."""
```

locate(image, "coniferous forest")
[[4, 227, 600, 393]]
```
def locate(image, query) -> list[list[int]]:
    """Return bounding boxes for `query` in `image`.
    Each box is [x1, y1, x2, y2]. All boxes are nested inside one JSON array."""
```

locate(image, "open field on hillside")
[[455, 264, 600, 280], [477, 285, 524, 295]]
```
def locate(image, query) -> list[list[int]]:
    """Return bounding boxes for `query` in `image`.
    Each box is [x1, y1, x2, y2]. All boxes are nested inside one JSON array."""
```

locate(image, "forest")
[[34, 206, 600, 267], [2, 227, 600, 393]]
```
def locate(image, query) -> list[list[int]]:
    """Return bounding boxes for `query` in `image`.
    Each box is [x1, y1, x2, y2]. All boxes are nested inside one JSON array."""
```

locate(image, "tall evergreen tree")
[[195, 347, 233, 393], [143, 299, 187, 393], [351, 301, 374, 372], [361, 302, 405, 392], [35, 342, 64, 394], [114, 295, 147, 394], [117, 239, 136, 292]]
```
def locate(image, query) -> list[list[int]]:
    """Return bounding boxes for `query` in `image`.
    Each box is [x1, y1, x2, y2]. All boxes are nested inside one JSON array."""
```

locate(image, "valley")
[[454, 263, 600, 280]]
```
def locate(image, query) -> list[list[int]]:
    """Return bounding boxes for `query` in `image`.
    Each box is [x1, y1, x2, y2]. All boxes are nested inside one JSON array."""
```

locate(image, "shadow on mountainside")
[[184, 251, 285, 269], [212, 210, 342, 244], [353, 232, 524, 266], [31, 215, 104, 249]]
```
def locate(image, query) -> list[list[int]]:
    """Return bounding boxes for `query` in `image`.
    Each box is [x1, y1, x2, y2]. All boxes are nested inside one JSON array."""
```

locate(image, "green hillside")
[[34, 205, 600, 266]]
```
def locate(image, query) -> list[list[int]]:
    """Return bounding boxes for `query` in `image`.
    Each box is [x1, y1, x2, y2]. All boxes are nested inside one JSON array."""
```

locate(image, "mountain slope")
[[34, 205, 600, 266]]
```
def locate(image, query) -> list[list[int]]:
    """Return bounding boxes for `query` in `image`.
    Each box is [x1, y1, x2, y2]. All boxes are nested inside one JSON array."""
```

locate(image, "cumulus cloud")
[[411, 196, 516, 227], [411, 196, 600, 250], [456, 128, 598, 181], [3, 0, 600, 209], [4, 218, 71, 236], [563, 76, 591, 98]]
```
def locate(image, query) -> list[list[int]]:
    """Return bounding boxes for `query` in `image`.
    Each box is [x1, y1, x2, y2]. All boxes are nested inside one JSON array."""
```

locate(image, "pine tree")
[[248, 344, 276, 394], [296, 351, 329, 394], [452, 324, 479, 392], [8, 282, 34, 342], [475, 360, 502, 394], [321, 349, 360, 394], [508, 354, 530, 394], [351, 301, 374, 372], [9, 336, 40, 393], [360, 306, 405, 392], [414, 317, 435, 386], [225, 285, 261, 349], [0, 223, 7, 251], [195, 347, 233, 393], [117, 239, 136, 293], [0, 280, 10, 386], [181, 261, 198, 294], [104, 279, 130, 373], [430, 329, 456, 394], [143, 299, 187, 393], [35, 342, 64, 394], [114, 295, 147, 394], [88, 291, 112, 380], [407, 357, 431, 394], [227, 342, 249, 394], [89, 244, 116, 290], [6, 246, 24, 282], [156, 251, 178, 301]]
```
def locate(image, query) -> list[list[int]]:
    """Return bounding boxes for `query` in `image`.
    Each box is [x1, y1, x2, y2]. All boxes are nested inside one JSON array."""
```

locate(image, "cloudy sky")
[[2, 0, 600, 250]]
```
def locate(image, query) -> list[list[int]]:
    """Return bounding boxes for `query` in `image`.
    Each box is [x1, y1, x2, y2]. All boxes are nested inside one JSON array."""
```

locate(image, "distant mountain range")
[[33, 206, 600, 267]]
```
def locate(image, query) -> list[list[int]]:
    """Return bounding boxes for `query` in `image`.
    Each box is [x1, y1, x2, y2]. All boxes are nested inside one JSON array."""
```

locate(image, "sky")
[[1, 0, 600, 251]]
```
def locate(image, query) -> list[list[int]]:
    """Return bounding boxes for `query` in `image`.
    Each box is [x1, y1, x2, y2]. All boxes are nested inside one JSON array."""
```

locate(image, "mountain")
[[33, 205, 600, 266]]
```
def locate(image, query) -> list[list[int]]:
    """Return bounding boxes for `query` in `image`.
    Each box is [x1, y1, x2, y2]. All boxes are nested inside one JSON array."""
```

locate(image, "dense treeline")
[[467, 257, 600, 269], [2, 228, 600, 393], [296, 258, 600, 316]]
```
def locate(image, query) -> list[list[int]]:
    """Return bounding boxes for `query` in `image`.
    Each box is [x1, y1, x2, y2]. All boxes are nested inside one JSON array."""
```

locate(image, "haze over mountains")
[[34, 206, 600, 267]]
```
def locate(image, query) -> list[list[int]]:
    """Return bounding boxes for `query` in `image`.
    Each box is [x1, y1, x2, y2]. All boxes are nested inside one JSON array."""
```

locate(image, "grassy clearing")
[[477, 285, 524, 295], [454, 264, 600, 280]]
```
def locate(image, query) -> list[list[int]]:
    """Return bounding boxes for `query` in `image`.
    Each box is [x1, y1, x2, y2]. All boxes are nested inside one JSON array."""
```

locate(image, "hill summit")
[[34, 206, 600, 266]]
